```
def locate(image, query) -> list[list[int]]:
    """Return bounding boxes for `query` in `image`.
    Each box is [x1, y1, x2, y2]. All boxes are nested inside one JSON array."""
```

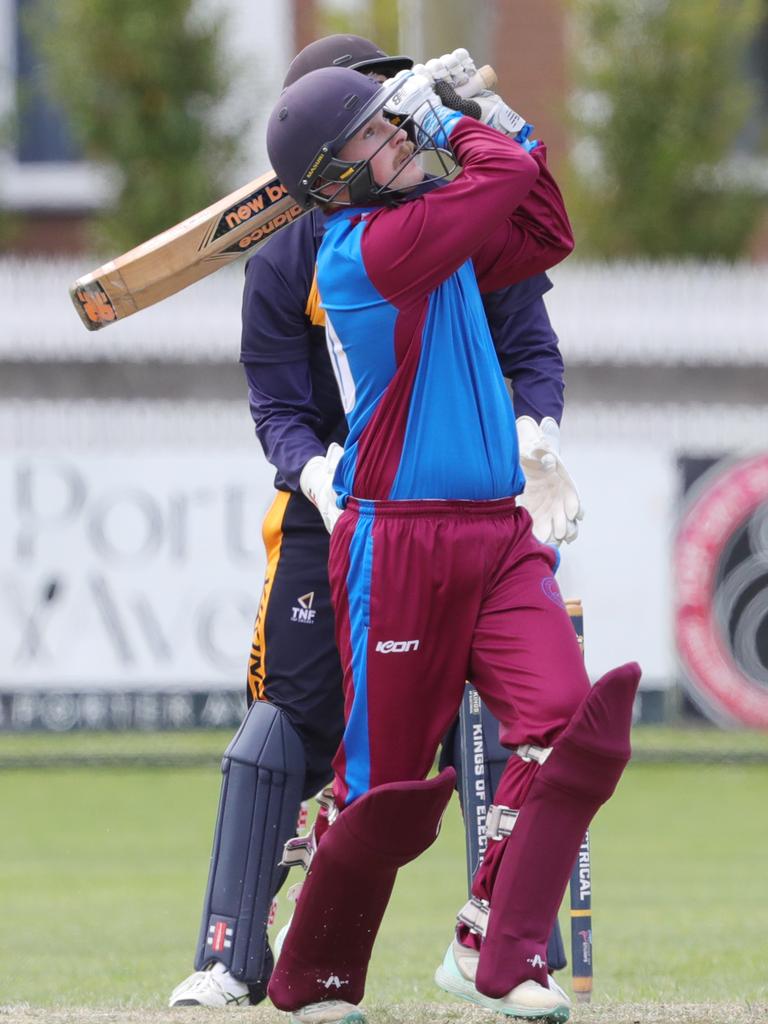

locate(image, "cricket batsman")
[[170, 36, 583, 1012], [260, 62, 640, 1024]]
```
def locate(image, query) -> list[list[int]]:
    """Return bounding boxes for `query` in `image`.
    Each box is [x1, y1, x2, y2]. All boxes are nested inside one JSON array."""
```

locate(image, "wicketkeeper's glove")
[[516, 416, 583, 546], [299, 442, 344, 535]]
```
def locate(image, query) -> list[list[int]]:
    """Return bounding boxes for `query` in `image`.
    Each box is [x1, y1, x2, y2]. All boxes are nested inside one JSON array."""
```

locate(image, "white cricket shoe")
[[289, 1001, 366, 1024], [435, 939, 570, 1021], [168, 961, 250, 1007]]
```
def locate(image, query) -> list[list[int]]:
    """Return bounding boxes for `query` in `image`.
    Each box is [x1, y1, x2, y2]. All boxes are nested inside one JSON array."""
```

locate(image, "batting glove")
[[418, 48, 484, 96], [516, 416, 583, 546], [299, 442, 344, 535], [474, 94, 537, 148], [383, 70, 461, 148], [418, 50, 537, 149]]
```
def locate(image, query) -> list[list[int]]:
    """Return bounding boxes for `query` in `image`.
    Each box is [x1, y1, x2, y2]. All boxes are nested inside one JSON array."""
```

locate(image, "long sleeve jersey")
[[240, 156, 567, 493], [316, 116, 574, 504]]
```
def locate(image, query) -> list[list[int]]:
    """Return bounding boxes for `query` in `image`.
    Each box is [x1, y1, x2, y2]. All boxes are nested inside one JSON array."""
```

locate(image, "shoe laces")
[[181, 966, 247, 1003]]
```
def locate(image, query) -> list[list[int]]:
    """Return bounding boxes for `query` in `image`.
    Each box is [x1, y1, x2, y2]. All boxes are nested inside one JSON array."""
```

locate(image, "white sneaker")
[[435, 939, 570, 1020], [289, 1001, 366, 1024], [168, 961, 250, 1007]]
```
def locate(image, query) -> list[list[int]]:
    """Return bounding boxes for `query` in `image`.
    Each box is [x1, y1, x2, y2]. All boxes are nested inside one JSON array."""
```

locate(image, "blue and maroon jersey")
[[316, 116, 573, 504], [240, 139, 567, 493]]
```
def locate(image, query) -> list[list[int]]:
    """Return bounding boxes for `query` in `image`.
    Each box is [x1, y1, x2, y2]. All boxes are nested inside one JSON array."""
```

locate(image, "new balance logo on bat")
[[375, 639, 420, 653]]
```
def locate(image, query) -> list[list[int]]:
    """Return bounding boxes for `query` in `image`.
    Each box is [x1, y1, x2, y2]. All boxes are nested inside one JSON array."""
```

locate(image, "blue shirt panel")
[[319, 210, 526, 503]]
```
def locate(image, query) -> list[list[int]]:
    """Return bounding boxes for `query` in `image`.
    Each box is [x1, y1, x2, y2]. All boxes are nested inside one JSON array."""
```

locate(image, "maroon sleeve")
[[360, 117, 573, 309], [472, 145, 573, 293]]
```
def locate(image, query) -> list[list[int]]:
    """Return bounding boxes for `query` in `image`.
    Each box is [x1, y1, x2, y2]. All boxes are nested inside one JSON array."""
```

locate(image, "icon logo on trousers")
[[375, 639, 420, 653], [291, 592, 316, 624], [526, 953, 546, 969]]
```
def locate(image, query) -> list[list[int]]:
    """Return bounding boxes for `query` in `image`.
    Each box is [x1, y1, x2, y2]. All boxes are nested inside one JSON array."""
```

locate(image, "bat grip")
[[433, 80, 482, 120]]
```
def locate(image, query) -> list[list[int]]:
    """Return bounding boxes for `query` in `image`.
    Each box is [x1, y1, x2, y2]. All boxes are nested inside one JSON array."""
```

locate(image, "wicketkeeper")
[[261, 61, 640, 1024], [170, 35, 584, 1012]]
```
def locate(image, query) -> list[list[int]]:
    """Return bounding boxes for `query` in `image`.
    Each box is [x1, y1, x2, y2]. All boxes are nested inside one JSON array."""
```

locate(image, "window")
[[14, 0, 79, 162]]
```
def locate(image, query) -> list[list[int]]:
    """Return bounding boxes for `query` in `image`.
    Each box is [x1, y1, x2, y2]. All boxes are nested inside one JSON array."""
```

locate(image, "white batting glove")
[[516, 416, 583, 546], [299, 442, 344, 535], [474, 93, 533, 142], [416, 53, 535, 146], [383, 70, 459, 147], [418, 48, 481, 95]]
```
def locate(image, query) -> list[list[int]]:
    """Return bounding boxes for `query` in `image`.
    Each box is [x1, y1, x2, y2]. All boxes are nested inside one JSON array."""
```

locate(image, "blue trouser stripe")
[[343, 502, 375, 803]]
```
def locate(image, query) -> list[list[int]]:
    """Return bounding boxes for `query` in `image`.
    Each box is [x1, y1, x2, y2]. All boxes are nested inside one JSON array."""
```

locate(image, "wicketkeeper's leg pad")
[[267, 767, 456, 1012], [476, 662, 641, 998], [194, 700, 305, 982]]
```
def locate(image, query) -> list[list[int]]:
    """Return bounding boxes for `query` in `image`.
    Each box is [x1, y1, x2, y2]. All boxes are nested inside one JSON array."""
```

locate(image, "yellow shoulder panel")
[[305, 266, 326, 327]]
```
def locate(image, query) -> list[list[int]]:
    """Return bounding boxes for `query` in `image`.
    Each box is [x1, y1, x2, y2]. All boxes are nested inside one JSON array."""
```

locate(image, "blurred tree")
[[0, 106, 19, 249], [31, 0, 241, 252], [567, 0, 768, 258], [319, 0, 399, 53], [318, 0, 488, 66]]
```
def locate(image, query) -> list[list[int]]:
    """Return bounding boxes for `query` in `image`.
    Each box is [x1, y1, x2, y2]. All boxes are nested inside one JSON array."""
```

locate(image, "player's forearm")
[[493, 297, 565, 422], [471, 144, 573, 292], [245, 367, 325, 491], [508, 147, 574, 265]]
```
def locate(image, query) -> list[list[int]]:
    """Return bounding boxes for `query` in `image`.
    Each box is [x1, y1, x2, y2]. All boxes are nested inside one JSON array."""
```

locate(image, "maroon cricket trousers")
[[329, 496, 590, 890], [267, 497, 637, 1012]]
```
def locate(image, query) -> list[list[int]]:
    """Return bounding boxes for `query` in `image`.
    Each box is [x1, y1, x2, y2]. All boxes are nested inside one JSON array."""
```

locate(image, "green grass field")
[[1, 728, 766, 1019]]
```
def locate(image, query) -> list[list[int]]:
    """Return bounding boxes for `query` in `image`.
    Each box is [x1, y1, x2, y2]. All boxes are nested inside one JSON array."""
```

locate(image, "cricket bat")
[[69, 64, 498, 332]]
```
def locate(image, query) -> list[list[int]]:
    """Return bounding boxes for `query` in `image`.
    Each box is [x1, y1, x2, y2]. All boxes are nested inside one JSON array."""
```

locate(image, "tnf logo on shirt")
[[375, 639, 420, 653], [291, 592, 316, 624]]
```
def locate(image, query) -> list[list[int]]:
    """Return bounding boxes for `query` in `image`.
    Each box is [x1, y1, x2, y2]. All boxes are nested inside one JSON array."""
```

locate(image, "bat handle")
[[455, 64, 497, 99]]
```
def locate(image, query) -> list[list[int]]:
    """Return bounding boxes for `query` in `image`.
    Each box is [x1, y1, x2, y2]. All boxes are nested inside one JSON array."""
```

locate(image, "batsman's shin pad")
[[194, 701, 305, 981], [476, 662, 641, 998], [268, 767, 456, 1011]]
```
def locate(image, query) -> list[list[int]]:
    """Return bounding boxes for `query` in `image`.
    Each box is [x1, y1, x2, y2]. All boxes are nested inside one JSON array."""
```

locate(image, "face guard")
[[300, 74, 458, 208]]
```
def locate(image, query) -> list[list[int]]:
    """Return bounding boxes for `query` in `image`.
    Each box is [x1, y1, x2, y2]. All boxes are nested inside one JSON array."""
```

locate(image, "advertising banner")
[[0, 451, 275, 728], [675, 453, 768, 728]]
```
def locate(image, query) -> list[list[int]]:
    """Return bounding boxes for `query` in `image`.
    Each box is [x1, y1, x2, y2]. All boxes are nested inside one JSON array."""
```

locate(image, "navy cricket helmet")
[[267, 66, 458, 210], [268, 66, 386, 208], [283, 34, 413, 88]]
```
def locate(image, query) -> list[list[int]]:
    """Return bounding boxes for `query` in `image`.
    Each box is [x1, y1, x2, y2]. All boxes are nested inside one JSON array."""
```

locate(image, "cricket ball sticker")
[[674, 453, 768, 728]]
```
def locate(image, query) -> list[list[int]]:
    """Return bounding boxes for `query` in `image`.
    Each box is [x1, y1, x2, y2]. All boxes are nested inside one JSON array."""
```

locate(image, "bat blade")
[[70, 172, 304, 331]]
